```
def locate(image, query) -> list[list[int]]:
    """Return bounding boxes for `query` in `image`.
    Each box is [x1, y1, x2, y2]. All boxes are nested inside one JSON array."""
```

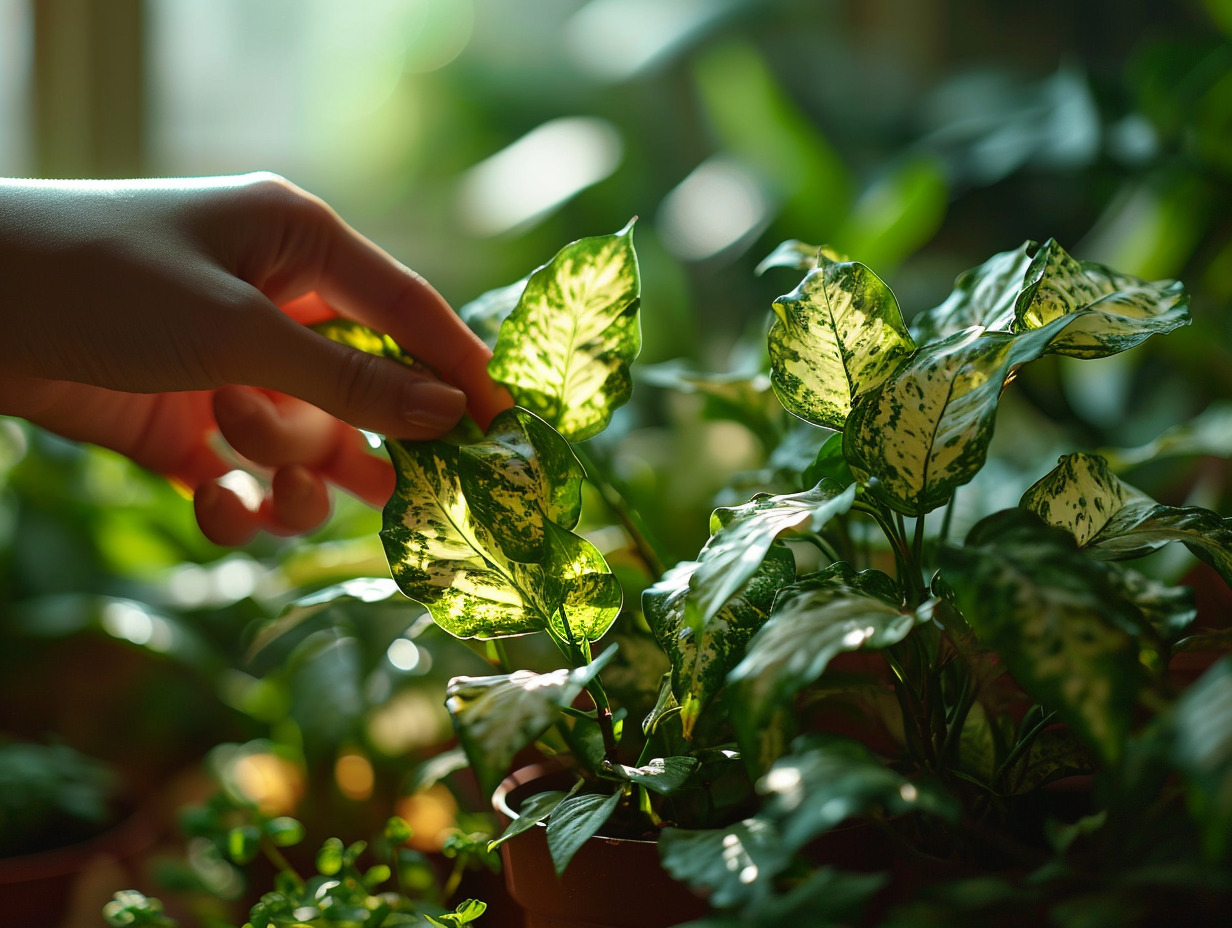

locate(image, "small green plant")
[[103, 767, 486, 928], [306, 226, 1232, 923]]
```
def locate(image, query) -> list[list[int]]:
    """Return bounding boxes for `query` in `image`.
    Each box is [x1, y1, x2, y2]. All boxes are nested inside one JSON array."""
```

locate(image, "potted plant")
[[302, 225, 1232, 925]]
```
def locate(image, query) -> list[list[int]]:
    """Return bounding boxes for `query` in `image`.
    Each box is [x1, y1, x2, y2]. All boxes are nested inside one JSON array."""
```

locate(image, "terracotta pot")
[[492, 764, 710, 928], [0, 804, 155, 928]]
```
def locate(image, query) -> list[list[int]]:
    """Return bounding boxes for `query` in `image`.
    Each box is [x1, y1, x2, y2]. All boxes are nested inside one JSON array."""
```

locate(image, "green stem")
[[886, 646, 937, 771], [261, 839, 304, 890], [574, 444, 669, 578], [556, 607, 620, 766], [485, 638, 512, 673], [852, 500, 910, 595]]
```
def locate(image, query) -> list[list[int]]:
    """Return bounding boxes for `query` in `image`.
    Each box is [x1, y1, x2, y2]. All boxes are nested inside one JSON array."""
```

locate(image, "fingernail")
[[403, 380, 467, 431]]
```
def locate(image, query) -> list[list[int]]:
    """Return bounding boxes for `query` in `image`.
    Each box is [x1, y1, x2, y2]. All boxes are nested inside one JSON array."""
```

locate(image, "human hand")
[[0, 173, 511, 544]]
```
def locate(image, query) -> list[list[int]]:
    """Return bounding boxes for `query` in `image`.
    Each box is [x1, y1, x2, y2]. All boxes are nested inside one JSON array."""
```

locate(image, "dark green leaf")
[[769, 261, 916, 430], [911, 241, 1036, 343], [488, 789, 568, 851], [659, 818, 793, 908], [489, 222, 641, 441], [758, 736, 958, 852], [727, 577, 925, 771], [1171, 657, 1232, 859], [939, 511, 1142, 763], [610, 756, 699, 794], [545, 790, 622, 875], [643, 546, 796, 738]]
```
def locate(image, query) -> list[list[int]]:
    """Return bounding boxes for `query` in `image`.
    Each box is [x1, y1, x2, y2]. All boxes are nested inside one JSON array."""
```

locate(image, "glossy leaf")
[[610, 756, 699, 795], [489, 222, 641, 441], [1014, 238, 1189, 359], [689, 480, 856, 628], [381, 437, 619, 641], [768, 260, 916, 430], [458, 407, 585, 561], [1023, 452, 1232, 587], [446, 651, 615, 795], [488, 789, 567, 850], [939, 511, 1142, 763], [545, 790, 622, 875], [758, 735, 958, 852], [755, 240, 848, 275], [644, 546, 796, 738], [727, 569, 923, 770], [659, 818, 792, 908], [911, 241, 1036, 343]]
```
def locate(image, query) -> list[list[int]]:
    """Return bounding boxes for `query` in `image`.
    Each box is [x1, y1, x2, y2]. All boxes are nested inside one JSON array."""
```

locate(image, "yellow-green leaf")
[[1014, 239, 1190, 358], [489, 222, 641, 441], [768, 261, 916, 430], [911, 241, 1036, 343]]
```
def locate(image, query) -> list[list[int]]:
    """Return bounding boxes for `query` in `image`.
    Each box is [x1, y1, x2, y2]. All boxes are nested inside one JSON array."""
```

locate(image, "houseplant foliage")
[[317, 225, 1231, 923]]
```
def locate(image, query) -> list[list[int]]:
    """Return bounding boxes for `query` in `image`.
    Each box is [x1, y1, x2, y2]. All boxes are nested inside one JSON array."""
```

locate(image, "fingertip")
[[269, 464, 331, 534], [194, 479, 261, 547]]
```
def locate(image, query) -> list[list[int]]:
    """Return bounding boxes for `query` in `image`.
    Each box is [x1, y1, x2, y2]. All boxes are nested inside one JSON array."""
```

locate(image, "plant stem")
[[557, 607, 620, 766], [261, 839, 304, 890], [574, 443, 668, 578]]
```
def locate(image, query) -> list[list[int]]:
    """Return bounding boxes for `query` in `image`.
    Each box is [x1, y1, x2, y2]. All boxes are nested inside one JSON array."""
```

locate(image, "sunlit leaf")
[[1023, 452, 1232, 587], [1014, 238, 1190, 358], [381, 434, 619, 641], [488, 789, 568, 850], [446, 651, 615, 795], [939, 511, 1142, 763], [690, 481, 856, 627], [755, 240, 848, 275], [310, 318, 420, 369], [609, 756, 699, 795], [659, 818, 792, 908], [768, 260, 916, 430], [911, 241, 1036, 343], [644, 546, 796, 739], [458, 407, 584, 562], [727, 567, 922, 770], [757, 735, 958, 852], [489, 222, 641, 441], [545, 790, 622, 875]]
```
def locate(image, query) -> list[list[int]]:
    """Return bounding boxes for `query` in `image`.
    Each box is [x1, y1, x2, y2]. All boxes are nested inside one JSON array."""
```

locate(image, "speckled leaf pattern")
[[939, 511, 1141, 763], [768, 260, 916, 430], [910, 241, 1036, 343], [689, 480, 857, 628], [843, 329, 1018, 515], [458, 407, 584, 562], [1023, 452, 1232, 587], [1020, 453, 1128, 547], [643, 546, 796, 739], [727, 573, 924, 771], [381, 437, 618, 641], [1014, 239, 1190, 359], [446, 651, 614, 796], [488, 222, 641, 441]]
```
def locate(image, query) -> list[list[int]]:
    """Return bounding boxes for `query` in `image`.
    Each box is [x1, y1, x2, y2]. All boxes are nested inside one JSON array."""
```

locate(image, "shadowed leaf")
[[911, 241, 1036, 343]]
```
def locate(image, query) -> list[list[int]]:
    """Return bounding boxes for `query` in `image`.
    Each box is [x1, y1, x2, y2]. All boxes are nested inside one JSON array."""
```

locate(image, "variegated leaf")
[[939, 510, 1142, 763], [727, 567, 922, 770], [755, 240, 848, 275], [1023, 452, 1232, 587], [446, 650, 615, 795], [843, 328, 1018, 515], [689, 480, 856, 628], [643, 546, 796, 740], [489, 222, 641, 441], [1014, 238, 1189, 359], [768, 260, 916, 430], [458, 407, 584, 562], [910, 241, 1036, 343], [381, 439, 618, 641]]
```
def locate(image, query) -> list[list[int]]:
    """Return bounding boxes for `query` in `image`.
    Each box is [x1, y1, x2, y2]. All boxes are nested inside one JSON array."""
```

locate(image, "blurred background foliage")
[[4, 0, 1232, 895]]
